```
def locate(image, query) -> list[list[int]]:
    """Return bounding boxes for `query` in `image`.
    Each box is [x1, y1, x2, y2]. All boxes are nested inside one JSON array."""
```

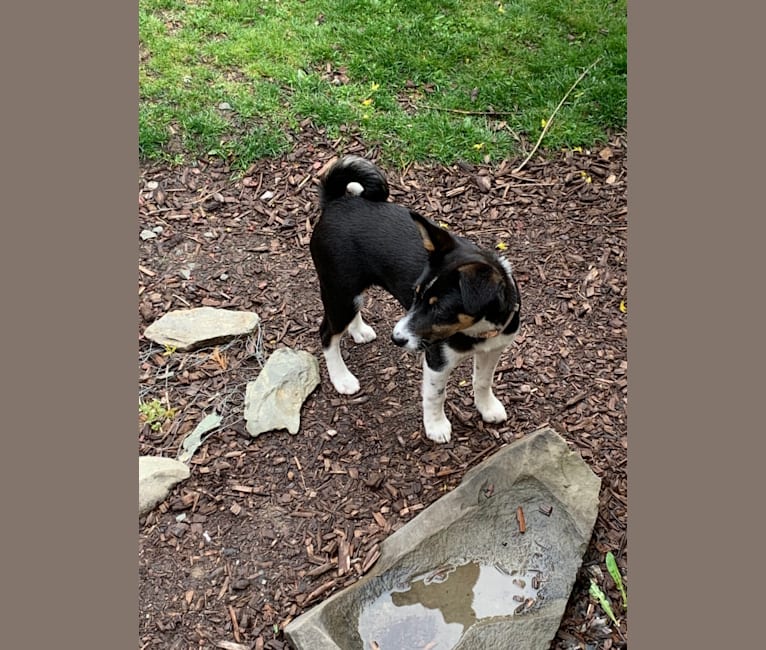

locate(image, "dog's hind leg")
[[472, 345, 508, 423], [318, 293, 364, 395], [322, 333, 361, 394], [347, 296, 377, 344]]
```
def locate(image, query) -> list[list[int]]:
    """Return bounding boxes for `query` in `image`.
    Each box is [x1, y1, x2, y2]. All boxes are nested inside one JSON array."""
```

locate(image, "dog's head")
[[392, 211, 519, 351]]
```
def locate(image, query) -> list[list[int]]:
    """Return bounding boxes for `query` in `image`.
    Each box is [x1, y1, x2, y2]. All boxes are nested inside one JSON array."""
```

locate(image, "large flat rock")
[[284, 427, 601, 650], [143, 307, 260, 351]]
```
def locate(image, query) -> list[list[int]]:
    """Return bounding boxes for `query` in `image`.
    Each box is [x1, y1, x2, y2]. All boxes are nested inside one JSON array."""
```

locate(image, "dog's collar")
[[475, 303, 519, 339]]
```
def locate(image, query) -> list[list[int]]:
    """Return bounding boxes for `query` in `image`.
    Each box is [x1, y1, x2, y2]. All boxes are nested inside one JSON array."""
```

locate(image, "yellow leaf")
[[541, 118, 547, 128], [438, 221, 449, 229], [573, 146, 583, 153], [473, 142, 484, 150], [619, 300, 627, 313], [496, 241, 508, 251], [361, 98, 373, 106], [370, 82, 380, 91]]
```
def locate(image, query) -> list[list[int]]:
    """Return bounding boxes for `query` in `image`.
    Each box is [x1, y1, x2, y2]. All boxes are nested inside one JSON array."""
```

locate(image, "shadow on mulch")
[[139, 128, 627, 650]]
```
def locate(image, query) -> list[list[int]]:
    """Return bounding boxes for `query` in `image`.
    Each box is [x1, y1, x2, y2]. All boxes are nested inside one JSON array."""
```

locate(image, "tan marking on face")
[[428, 313, 476, 339], [429, 296, 438, 305]]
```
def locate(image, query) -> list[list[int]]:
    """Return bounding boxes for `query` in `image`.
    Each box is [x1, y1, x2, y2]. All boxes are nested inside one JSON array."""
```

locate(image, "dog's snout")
[[391, 332, 407, 347]]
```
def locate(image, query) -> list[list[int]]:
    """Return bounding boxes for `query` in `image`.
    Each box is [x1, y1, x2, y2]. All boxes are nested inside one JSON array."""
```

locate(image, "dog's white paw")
[[330, 372, 361, 395], [424, 416, 452, 444], [349, 322, 377, 344], [476, 395, 507, 423]]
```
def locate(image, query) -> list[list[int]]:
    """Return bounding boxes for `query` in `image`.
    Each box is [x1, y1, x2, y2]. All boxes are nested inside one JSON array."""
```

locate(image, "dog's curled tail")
[[319, 155, 389, 207]]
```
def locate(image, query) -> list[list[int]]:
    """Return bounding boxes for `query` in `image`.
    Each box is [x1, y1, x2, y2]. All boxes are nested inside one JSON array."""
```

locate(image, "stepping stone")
[[285, 427, 601, 650], [143, 307, 260, 351], [244, 347, 320, 437]]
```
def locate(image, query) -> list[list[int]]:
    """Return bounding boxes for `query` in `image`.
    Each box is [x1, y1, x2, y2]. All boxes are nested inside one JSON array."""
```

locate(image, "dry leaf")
[[473, 175, 492, 192], [211, 346, 228, 370]]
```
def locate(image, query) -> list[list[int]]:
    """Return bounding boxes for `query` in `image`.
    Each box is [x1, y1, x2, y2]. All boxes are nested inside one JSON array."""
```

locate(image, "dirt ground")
[[138, 127, 627, 650]]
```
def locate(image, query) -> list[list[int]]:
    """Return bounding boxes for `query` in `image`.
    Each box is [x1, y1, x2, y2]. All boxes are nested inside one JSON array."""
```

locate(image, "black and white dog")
[[309, 156, 521, 443]]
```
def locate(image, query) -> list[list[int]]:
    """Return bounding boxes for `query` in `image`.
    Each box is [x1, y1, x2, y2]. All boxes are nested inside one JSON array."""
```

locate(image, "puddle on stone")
[[357, 562, 541, 649]]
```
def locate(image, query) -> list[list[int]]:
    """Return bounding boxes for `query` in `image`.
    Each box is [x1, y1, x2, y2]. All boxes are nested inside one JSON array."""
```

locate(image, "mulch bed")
[[139, 127, 627, 650]]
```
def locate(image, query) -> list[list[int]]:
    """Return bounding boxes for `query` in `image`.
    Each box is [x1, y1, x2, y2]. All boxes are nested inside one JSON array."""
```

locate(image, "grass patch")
[[139, 0, 626, 168]]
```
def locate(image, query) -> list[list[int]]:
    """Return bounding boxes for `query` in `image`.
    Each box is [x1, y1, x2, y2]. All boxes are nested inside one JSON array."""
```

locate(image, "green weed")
[[589, 550, 627, 639], [139, 398, 177, 432]]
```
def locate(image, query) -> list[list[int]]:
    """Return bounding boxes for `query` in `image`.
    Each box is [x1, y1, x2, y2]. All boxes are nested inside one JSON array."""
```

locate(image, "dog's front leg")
[[473, 345, 508, 423], [421, 351, 458, 443]]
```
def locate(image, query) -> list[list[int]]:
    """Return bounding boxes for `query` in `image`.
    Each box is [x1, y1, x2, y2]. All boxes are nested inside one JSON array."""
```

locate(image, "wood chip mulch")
[[139, 127, 627, 650]]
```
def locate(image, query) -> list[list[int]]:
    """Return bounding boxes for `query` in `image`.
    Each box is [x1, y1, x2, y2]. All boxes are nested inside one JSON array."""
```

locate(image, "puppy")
[[310, 156, 521, 443]]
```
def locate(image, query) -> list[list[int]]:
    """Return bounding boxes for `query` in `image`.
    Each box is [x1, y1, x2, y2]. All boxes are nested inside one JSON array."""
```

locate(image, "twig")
[[513, 57, 602, 173], [420, 104, 516, 117]]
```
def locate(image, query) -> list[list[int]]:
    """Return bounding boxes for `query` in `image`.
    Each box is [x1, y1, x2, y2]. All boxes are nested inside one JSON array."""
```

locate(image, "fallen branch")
[[513, 57, 602, 173]]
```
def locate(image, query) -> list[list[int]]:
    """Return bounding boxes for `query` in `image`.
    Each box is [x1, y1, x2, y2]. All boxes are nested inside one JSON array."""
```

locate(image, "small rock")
[[140, 229, 157, 240], [146, 181, 159, 190], [218, 102, 232, 111], [244, 348, 320, 436], [259, 190, 275, 201], [170, 522, 189, 538], [139, 456, 190, 516]]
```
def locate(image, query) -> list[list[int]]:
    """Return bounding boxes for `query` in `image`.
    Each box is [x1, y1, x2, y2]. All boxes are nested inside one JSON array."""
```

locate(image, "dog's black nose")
[[391, 332, 407, 347]]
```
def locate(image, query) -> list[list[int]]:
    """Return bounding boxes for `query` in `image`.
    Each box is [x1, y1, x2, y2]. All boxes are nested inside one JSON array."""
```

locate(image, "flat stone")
[[139, 456, 191, 516], [284, 427, 601, 650], [142, 307, 260, 351], [244, 347, 319, 437]]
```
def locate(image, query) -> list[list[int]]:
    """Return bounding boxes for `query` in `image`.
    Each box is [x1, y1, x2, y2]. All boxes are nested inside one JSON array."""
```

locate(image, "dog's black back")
[[311, 158, 427, 312]]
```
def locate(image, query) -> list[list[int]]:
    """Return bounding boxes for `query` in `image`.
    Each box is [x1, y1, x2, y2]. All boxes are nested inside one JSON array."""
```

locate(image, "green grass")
[[139, 0, 626, 169]]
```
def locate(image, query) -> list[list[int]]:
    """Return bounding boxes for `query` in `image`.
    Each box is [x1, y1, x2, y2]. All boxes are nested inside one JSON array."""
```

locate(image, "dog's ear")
[[458, 262, 504, 314], [410, 211, 456, 255]]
